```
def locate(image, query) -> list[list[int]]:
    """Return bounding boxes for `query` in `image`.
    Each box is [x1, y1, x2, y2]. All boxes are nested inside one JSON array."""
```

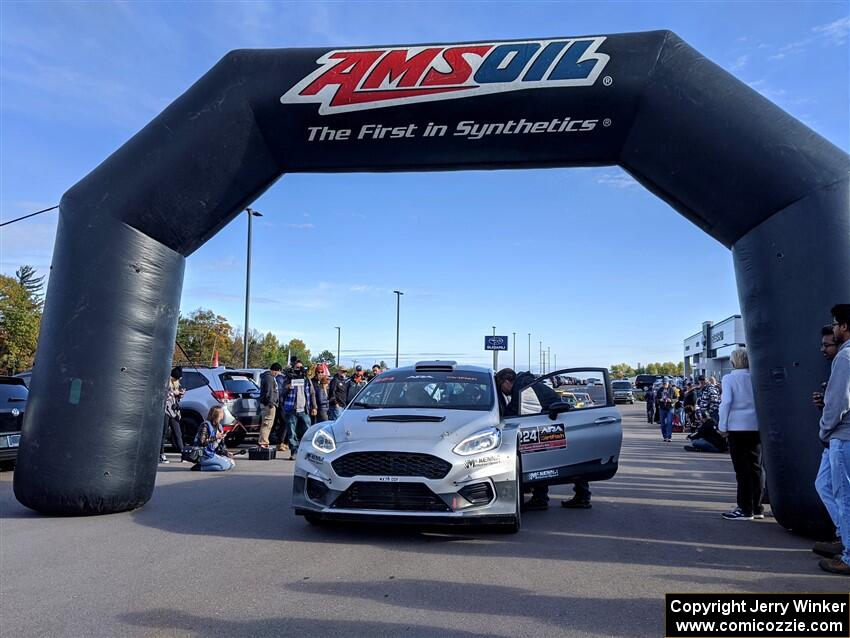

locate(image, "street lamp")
[[243, 207, 263, 367], [528, 333, 531, 372], [393, 290, 404, 367], [335, 326, 341, 369], [512, 332, 516, 370]]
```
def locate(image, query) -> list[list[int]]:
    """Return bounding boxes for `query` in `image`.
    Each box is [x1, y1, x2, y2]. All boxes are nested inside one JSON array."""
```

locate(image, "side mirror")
[[548, 400, 573, 420]]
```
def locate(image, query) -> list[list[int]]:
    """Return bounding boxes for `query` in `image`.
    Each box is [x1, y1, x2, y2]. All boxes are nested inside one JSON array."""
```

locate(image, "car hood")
[[331, 408, 498, 448]]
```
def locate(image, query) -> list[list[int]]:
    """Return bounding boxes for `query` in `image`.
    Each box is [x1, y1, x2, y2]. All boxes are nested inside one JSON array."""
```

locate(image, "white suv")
[[177, 367, 261, 447]]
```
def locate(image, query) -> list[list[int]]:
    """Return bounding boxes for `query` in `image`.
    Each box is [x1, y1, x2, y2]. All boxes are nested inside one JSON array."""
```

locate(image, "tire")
[[504, 453, 523, 534], [180, 413, 201, 447], [226, 430, 246, 448]]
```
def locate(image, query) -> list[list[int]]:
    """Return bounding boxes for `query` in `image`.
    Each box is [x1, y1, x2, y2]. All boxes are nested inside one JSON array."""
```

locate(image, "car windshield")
[[350, 370, 493, 411], [219, 374, 259, 394], [612, 382, 631, 390]]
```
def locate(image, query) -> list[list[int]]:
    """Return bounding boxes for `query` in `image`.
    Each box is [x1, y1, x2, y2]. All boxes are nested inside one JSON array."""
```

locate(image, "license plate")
[[377, 476, 400, 482]]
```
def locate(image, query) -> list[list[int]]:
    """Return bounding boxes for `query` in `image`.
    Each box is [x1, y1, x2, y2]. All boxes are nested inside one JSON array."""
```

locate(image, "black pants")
[[530, 481, 591, 502], [727, 431, 764, 515], [162, 414, 184, 453], [646, 402, 655, 423]]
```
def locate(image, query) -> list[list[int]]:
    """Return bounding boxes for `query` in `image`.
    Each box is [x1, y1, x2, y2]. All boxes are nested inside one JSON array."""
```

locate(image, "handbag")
[[182, 446, 204, 463]]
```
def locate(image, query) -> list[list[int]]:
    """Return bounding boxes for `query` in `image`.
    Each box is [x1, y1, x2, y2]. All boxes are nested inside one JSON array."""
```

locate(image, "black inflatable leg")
[[733, 178, 850, 537], [13, 208, 184, 515]]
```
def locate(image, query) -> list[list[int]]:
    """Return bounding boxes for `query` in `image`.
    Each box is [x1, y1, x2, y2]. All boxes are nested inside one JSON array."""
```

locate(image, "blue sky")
[[1, 1, 848, 370]]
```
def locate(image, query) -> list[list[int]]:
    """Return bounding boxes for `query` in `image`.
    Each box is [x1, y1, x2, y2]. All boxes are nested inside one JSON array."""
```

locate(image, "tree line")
[[609, 361, 685, 379]]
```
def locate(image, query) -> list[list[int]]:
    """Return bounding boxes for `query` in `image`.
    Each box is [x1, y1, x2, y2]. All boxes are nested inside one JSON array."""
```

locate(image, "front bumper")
[[291, 445, 518, 525]]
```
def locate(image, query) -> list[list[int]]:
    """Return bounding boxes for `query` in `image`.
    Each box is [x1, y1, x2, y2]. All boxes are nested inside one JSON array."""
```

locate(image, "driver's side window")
[[516, 376, 559, 416], [515, 369, 609, 416]]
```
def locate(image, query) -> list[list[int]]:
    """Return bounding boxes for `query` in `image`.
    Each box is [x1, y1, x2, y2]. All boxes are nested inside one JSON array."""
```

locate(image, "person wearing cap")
[[696, 374, 721, 425], [160, 366, 186, 463], [328, 366, 349, 420], [281, 359, 317, 458], [347, 369, 368, 405], [258, 362, 282, 449]]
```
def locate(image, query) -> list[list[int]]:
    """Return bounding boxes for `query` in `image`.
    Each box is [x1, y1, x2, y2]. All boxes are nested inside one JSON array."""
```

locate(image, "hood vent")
[[366, 415, 446, 423]]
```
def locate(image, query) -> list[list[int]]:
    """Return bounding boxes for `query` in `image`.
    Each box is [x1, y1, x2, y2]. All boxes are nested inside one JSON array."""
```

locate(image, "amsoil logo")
[[281, 37, 610, 115]]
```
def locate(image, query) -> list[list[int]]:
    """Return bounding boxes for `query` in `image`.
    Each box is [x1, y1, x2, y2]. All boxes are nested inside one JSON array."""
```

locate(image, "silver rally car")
[[292, 361, 622, 532]]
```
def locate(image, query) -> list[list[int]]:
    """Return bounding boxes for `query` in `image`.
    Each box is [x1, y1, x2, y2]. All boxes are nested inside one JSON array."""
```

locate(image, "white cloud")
[[813, 15, 850, 46], [596, 172, 639, 189], [284, 223, 315, 230]]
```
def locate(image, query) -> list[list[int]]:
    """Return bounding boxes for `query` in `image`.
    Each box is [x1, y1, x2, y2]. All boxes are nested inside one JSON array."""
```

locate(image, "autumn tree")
[[609, 363, 635, 379], [0, 274, 42, 373]]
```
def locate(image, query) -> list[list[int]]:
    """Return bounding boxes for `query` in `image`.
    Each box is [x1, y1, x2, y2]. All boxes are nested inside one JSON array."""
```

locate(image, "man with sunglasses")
[[817, 304, 850, 576]]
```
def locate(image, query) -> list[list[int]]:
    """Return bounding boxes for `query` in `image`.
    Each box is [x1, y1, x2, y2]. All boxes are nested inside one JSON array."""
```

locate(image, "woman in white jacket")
[[718, 348, 765, 520]]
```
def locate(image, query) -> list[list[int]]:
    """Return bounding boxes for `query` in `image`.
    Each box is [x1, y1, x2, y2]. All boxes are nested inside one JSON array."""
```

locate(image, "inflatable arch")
[[14, 31, 849, 534]]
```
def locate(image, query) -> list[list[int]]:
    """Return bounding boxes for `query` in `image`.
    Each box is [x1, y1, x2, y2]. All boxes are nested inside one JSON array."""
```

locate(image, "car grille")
[[332, 481, 450, 512], [0, 412, 23, 434], [332, 452, 452, 480]]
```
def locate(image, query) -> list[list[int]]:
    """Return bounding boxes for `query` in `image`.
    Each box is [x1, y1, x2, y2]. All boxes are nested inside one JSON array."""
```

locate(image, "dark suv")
[[0, 376, 28, 463]]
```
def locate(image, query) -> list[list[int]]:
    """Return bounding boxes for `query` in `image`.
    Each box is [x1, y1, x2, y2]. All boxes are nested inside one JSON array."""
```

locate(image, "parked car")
[[634, 374, 663, 390], [292, 361, 622, 531], [229, 368, 267, 386], [178, 367, 261, 447], [12, 370, 31, 388], [611, 380, 635, 404], [0, 376, 27, 464]]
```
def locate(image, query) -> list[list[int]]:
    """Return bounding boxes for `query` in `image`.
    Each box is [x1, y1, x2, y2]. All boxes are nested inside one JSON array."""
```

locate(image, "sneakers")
[[721, 507, 753, 520], [561, 498, 592, 509], [818, 557, 850, 576], [813, 540, 845, 559], [159, 454, 169, 464]]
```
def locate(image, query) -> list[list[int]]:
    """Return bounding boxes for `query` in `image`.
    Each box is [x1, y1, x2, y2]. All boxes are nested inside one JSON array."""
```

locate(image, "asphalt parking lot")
[[1, 403, 846, 638]]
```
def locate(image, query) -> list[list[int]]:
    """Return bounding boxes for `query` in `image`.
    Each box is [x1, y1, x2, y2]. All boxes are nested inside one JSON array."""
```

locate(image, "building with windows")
[[683, 315, 746, 380]]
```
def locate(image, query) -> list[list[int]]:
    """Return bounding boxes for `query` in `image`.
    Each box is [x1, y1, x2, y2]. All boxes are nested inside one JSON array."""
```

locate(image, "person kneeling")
[[193, 406, 235, 472]]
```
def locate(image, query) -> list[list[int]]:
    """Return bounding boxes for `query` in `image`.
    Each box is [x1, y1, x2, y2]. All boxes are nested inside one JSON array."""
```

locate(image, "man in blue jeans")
[[813, 325, 842, 559], [818, 304, 850, 576], [656, 381, 675, 442], [281, 360, 317, 460]]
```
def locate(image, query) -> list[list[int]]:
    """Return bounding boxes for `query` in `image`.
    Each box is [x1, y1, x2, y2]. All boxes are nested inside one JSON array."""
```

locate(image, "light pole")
[[547, 346, 551, 375], [512, 332, 516, 369], [335, 326, 341, 369], [243, 207, 263, 367], [393, 290, 403, 368], [528, 333, 531, 372], [554, 353, 557, 370], [539, 340, 543, 375]]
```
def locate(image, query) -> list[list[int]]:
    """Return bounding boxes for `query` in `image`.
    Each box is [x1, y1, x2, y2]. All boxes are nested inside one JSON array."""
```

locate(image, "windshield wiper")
[[367, 415, 446, 423], [350, 401, 376, 408]]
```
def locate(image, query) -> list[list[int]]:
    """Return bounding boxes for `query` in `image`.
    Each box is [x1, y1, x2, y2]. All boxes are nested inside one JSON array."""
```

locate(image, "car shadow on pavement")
[[119, 609, 494, 638], [284, 579, 658, 636], [126, 473, 820, 580]]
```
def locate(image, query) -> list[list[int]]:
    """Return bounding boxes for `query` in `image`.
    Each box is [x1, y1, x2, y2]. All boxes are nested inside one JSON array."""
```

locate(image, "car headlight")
[[311, 425, 336, 453], [453, 427, 501, 456]]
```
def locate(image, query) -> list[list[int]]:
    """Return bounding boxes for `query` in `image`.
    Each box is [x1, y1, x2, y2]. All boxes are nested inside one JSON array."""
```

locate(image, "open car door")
[[504, 367, 623, 488]]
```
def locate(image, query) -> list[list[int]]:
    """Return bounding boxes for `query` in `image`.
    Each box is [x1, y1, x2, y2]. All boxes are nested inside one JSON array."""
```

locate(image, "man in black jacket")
[[328, 366, 349, 419], [258, 363, 282, 448], [495, 368, 592, 511]]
